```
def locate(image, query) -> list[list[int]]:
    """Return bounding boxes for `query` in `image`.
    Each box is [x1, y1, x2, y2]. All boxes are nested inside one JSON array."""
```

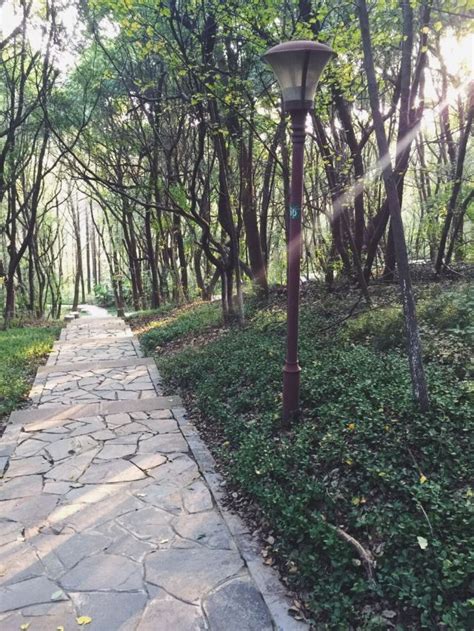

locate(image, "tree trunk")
[[174, 215, 189, 300], [145, 206, 160, 308], [358, 0, 429, 411], [28, 242, 35, 313], [445, 189, 474, 266], [435, 83, 474, 273], [86, 208, 92, 295], [241, 135, 268, 296]]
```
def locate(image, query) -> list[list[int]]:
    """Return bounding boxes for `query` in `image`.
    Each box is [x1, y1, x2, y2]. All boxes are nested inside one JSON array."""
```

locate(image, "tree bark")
[[86, 207, 92, 295], [358, 0, 429, 411], [435, 83, 474, 273], [241, 134, 268, 296]]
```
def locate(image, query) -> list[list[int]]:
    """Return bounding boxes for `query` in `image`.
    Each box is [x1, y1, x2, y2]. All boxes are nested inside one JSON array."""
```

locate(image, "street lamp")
[[263, 41, 335, 422]]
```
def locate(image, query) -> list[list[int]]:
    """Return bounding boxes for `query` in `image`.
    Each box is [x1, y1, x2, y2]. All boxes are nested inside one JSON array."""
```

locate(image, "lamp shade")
[[263, 40, 335, 110]]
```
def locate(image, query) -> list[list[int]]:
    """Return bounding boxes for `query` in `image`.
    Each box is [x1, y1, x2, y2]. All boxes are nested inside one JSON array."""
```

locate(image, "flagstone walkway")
[[0, 308, 303, 630]]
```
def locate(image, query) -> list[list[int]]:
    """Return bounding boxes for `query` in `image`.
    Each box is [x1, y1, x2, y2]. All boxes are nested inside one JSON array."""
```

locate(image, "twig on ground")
[[327, 522, 376, 581]]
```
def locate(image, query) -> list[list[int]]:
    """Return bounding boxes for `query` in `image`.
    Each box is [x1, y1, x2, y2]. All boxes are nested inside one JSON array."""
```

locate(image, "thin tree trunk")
[[91, 220, 98, 287], [241, 134, 268, 295], [174, 215, 189, 300], [86, 207, 91, 295], [28, 241, 35, 313], [435, 83, 474, 273], [358, 0, 429, 411], [445, 189, 474, 266], [71, 203, 83, 312], [145, 206, 160, 308]]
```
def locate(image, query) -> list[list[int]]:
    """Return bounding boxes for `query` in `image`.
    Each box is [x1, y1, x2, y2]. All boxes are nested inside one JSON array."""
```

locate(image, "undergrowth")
[[139, 284, 473, 629], [139, 301, 222, 353], [0, 322, 61, 421]]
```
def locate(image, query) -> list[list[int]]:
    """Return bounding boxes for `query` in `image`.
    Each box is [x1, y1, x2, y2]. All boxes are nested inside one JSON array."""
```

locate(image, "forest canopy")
[[0, 0, 472, 325]]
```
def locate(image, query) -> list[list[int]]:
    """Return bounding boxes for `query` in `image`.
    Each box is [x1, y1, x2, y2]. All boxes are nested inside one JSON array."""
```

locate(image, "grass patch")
[[0, 322, 61, 421], [138, 301, 222, 353], [125, 302, 177, 332], [141, 285, 473, 628]]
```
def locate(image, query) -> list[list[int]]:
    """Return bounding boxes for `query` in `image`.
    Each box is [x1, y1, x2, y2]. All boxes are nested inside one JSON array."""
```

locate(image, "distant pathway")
[[0, 308, 302, 630]]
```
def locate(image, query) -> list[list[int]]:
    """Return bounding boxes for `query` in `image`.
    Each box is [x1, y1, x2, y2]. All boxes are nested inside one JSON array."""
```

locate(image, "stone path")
[[0, 308, 304, 630]]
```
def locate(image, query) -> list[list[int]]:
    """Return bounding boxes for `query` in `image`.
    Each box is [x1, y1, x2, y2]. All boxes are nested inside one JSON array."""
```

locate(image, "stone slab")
[[70, 591, 148, 630], [61, 554, 143, 591], [0, 576, 65, 613], [37, 356, 155, 376], [203, 577, 273, 631], [9, 396, 182, 424], [145, 548, 244, 601], [47, 337, 142, 368]]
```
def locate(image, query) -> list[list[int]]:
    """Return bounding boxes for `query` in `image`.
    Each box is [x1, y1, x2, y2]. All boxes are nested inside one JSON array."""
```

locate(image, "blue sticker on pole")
[[289, 204, 300, 220]]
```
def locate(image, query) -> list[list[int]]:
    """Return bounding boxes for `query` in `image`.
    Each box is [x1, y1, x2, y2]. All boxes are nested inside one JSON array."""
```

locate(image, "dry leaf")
[[76, 616, 92, 625], [417, 536, 428, 550], [382, 610, 397, 619]]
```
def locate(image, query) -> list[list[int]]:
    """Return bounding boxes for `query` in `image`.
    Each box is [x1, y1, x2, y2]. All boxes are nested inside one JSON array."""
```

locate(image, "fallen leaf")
[[288, 606, 304, 620], [417, 536, 428, 550], [419, 474, 428, 484], [382, 610, 397, 619], [20, 624, 30, 630], [76, 616, 92, 626]]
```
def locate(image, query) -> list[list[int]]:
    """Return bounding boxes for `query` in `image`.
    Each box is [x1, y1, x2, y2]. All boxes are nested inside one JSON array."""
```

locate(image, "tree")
[[357, 0, 429, 411]]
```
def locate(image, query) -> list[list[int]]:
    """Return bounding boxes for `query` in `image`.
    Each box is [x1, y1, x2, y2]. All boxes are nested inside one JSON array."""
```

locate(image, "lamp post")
[[264, 41, 335, 423]]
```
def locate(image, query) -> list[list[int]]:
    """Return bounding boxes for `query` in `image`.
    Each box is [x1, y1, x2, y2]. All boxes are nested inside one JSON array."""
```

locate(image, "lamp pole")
[[283, 107, 307, 421], [263, 40, 335, 424]]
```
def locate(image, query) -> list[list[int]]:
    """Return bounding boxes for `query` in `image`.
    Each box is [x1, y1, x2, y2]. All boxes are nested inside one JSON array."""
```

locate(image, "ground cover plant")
[[137, 282, 473, 629], [136, 301, 223, 354], [0, 322, 61, 425]]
